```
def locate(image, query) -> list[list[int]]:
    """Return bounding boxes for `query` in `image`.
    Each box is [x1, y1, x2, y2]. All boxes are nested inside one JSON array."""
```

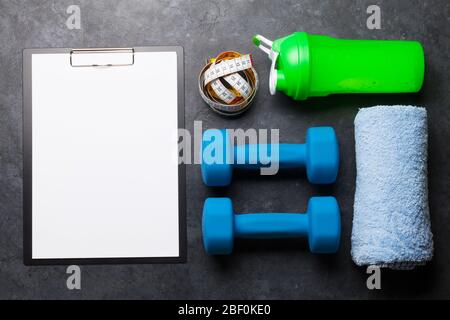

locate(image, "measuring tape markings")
[[210, 79, 236, 104], [205, 55, 253, 104], [204, 54, 253, 86], [202, 72, 258, 114], [223, 73, 251, 99], [199, 51, 258, 116], [198, 70, 258, 115]]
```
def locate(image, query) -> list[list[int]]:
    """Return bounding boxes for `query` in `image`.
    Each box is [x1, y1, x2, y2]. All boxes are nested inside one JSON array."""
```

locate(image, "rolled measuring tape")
[[198, 51, 259, 116]]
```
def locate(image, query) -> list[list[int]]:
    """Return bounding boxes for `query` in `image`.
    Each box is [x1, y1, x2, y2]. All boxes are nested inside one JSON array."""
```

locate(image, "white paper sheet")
[[31, 51, 180, 259]]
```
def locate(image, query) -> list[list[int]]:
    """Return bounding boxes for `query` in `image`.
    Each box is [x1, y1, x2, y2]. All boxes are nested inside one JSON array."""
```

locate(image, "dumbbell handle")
[[233, 144, 305, 169], [234, 213, 308, 238]]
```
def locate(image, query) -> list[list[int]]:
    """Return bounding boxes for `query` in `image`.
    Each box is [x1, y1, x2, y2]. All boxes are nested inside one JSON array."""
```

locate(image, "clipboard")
[[23, 47, 186, 265]]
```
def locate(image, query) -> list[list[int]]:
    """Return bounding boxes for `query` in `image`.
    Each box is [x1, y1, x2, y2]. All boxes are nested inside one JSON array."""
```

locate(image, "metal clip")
[[70, 48, 135, 67]]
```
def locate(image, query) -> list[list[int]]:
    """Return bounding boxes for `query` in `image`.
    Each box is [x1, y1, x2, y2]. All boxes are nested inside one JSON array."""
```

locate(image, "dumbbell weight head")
[[202, 196, 340, 255], [305, 127, 339, 184], [306, 196, 341, 253], [202, 197, 235, 255], [201, 129, 233, 186]]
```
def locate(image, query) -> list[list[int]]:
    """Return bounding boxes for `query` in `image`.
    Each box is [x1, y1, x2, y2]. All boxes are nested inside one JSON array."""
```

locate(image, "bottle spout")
[[253, 34, 274, 57], [254, 34, 281, 95]]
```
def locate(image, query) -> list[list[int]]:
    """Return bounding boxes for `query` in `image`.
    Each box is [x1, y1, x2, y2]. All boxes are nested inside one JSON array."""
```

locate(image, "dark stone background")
[[0, 0, 449, 299]]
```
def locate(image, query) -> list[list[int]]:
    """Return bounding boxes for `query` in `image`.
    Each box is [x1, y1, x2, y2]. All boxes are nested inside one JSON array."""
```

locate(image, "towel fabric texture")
[[351, 105, 433, 270]]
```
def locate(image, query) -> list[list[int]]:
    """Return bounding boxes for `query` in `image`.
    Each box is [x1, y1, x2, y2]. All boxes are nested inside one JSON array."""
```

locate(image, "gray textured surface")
[[0, 0, 449, 299]]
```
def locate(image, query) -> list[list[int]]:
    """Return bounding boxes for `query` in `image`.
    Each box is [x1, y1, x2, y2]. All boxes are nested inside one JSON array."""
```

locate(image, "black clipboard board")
[[23, 47, 186, 265]]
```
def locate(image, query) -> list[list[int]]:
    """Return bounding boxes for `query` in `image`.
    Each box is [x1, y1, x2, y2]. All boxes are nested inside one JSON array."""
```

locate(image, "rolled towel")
[[351, 105, 433, 270]]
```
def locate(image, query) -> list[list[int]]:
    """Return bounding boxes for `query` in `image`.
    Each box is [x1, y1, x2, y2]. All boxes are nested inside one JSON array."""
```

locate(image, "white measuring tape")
[[204, 54, 253, 85], [209, 73, 252, 104], [223, 73, 251, 99], [210, 79, 236, 104], [199, 52, 258, 116]]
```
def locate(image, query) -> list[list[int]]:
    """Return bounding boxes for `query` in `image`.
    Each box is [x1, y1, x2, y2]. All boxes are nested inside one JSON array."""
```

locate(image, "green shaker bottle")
[[253, 32, 424, 100]]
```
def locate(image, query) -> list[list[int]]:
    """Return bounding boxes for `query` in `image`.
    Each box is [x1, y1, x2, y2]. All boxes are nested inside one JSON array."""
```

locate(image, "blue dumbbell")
[[201, 127, 339, 186], [202, 196, 341, 255]]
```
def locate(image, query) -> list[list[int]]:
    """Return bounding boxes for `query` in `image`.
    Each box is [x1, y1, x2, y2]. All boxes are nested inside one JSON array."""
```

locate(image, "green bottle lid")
[[253, 33, 310, 99]]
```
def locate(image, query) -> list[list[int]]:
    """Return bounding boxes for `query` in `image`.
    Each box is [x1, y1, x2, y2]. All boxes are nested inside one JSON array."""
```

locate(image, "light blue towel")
[[351, 106, 433, 270]]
